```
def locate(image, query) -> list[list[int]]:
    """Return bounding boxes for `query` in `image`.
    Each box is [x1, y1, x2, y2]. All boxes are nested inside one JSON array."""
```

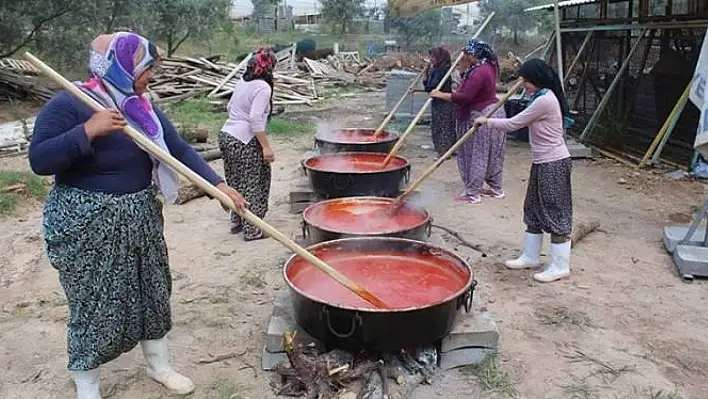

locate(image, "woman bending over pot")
[[430, 39, 507, 203], [475, 58, 573, 283], [29, 32, 247, 399], [219, 47, 277, 241]]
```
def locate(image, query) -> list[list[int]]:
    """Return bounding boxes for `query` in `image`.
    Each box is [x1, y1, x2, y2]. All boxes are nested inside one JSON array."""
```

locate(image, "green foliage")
[[164, 98, 224, 138], [0, 171, 48, 217], [267, 117, 314, 136], [388, 10, 443, 50], [480, 0, 549, 44], [320, 0, 366, 35]]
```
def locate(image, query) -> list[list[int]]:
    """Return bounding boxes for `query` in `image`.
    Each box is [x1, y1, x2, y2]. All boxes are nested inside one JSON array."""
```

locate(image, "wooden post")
[[563, 31, 593, 85], [553, 0, 565, 88], [579, 29, 648, 143]]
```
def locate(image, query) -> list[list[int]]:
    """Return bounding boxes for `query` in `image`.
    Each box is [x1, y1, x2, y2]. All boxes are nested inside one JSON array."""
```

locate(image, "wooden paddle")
[[380, 80, 525, 215], [380, 12, 495, 167], [24, 52, 389, 310]]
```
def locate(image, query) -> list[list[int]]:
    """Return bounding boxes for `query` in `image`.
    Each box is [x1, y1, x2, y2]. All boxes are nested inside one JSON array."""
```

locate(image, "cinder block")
[[568, 144, 593, 159], [673, 244, 708, 279], [440, 347, 497, 370], [440, 311, 499, 353], [663, 225, 707, 253], [262, 345, 289, 371]]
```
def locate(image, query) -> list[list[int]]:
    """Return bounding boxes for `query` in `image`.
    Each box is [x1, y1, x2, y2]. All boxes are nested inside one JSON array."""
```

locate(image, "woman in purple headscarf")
[[430, 39, 507, 203], [29, 33, 247, 399]]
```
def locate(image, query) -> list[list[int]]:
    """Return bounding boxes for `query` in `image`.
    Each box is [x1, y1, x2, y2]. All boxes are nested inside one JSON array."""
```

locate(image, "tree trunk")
[[513, 29, 519, 46]]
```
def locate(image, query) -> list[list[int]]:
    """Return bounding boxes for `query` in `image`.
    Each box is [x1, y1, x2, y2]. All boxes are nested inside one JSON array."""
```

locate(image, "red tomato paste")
[[287, 247, 470, 310], [317, 129, 394, 143], [304, 199, 427, 234], [304, 153, 407, 173]]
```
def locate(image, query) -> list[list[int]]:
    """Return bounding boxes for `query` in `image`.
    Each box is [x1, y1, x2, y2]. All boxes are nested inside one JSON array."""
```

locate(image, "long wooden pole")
[[396, 80, 524, 203], [380, 11, 495, 166], [372, 69, 425, 136], [579, 29, 648, 142], [563, 31, 592, 85], [641, 80, 693, 167], [23, 52, 388, 310], [553, 0, 565, 89]]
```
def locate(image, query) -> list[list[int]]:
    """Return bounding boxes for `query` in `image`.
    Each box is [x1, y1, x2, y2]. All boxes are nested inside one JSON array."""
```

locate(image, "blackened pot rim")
[[282, 237, 474, 313], [313, 128, 400, 145], [302, 196, 430, 236], [303, 152, 409, 174]]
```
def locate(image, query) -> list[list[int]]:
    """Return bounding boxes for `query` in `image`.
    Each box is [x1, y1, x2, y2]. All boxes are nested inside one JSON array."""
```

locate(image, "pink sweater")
[[487, 92, 570, 164], [221, 79, 271, 144]]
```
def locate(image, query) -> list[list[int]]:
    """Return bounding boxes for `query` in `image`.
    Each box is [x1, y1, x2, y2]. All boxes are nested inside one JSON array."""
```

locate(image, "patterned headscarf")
[[461, 39, 499, 80], [78, 32, 179, 203], [244, 47, 277, 81]]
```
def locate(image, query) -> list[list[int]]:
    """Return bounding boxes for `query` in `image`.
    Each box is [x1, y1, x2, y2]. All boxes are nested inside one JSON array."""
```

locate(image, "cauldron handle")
[[321, 306, 362, 339], [403, 166, 411, 184], [458, 279, 478, 313], [301, 220, 310, 240], [300, 160, 308, 176], [425, 218, 433, 238]]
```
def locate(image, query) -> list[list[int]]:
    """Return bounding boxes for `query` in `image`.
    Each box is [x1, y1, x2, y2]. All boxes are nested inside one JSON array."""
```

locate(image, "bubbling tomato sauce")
[[317, 129, 394, 143], [304, 153, 407, 173], [286, 247, 470, 310], [304, 200, 427, 234]]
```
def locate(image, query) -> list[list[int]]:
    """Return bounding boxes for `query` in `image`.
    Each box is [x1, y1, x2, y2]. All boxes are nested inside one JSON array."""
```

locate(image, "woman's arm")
[[485, 95, 547, 132], [29, 92, 95, 176], [156, 106, 224, 186], [250, 85, 274, 161]]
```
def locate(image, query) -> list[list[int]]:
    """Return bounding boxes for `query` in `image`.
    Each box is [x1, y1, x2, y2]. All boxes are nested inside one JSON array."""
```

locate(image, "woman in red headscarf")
[[219, 47, 277, 241]]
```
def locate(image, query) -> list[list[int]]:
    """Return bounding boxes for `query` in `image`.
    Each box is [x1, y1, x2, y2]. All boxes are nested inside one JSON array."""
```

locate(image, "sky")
[[230, 0, 481, 20]]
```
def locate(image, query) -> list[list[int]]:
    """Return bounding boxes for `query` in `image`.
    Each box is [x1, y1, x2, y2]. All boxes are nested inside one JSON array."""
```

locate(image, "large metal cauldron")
[[283, 237, 477, 351], [302, 152, 410, 199], [302, 197, 431, 244], [314, 128, 400, 154]]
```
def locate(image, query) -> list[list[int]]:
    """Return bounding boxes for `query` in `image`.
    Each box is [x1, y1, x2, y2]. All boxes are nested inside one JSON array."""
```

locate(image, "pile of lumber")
[[149, 54, 318, 106], [0, 59, 54, 102]]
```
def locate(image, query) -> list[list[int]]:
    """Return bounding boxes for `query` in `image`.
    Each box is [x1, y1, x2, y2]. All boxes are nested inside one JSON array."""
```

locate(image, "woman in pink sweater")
[[476, 59, 573, 283], [430, 39, 507, 204], [219, 47, 277, 241]]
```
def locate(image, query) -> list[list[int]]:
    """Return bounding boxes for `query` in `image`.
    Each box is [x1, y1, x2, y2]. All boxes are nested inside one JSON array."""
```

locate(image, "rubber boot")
[[73, 369, 101, 399], [534, 241, 571, 283], [141, 338, 196, 395], [504, 233, 543, 269]]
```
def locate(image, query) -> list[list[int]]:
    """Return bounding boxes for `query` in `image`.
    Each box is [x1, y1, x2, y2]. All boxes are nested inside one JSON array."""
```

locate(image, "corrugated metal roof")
[[524, 0, 599, 13]]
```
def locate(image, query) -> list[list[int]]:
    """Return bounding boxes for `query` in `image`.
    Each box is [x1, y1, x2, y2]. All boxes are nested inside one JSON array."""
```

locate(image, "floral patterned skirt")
[[43, 185, 171, 370]]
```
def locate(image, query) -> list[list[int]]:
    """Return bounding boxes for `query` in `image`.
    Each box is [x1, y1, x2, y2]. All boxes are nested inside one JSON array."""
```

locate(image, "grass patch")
[[566, 350, 635, 384], [268, 117, 314, 136], [649, 388, 683, 399], [0, 170, 48, 217], [561, 378, 600, 399], [461, 356, 518, 397], [164, 98, 224, 141], [536, 306, 593, 329]]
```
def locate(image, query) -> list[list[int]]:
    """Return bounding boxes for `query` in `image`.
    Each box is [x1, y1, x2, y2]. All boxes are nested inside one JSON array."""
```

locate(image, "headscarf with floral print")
[[78, 32, 179, 203], [461, 39, 499, 80]]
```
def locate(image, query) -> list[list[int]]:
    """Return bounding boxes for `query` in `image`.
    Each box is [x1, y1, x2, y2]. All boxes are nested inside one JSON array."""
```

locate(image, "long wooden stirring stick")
[[24, 52, 389, 310], [371, 68, 426, 137], [391, 80, 525, 209], [380, 12, 495, 167]]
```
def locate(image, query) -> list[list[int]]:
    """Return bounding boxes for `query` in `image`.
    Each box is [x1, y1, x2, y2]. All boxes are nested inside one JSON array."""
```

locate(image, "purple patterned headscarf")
[[77, 32, 179, 203]]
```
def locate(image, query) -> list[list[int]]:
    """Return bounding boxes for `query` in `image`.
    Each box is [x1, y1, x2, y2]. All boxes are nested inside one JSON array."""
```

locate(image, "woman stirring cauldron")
[[430, 39, 507, 203], [421, 47, 456, 157], [475, 59, 574, 283], [219, 47, 277, 241], [29, 32, 247, 398]]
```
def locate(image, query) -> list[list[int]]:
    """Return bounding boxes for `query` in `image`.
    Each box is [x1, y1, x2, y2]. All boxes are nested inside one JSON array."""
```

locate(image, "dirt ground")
[[1, 91, 707, 399]]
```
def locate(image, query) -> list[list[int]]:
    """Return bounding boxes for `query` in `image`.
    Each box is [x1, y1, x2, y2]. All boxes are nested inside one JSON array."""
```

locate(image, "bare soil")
[[1, 92, 707, 399]]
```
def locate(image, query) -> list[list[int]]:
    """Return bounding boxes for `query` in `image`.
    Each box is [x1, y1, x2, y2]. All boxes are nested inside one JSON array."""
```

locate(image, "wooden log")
[[176, 183, 206, 205], [200, 149, 222, 162], [571, 220, 601, 248]]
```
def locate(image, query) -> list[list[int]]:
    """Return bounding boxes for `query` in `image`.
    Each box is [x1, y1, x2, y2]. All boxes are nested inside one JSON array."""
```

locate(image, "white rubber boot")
[[141, 338, 196, 395], [73, 369, 101, 399], [534, 241, 571, 283], [504, 233, 543, 269]]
